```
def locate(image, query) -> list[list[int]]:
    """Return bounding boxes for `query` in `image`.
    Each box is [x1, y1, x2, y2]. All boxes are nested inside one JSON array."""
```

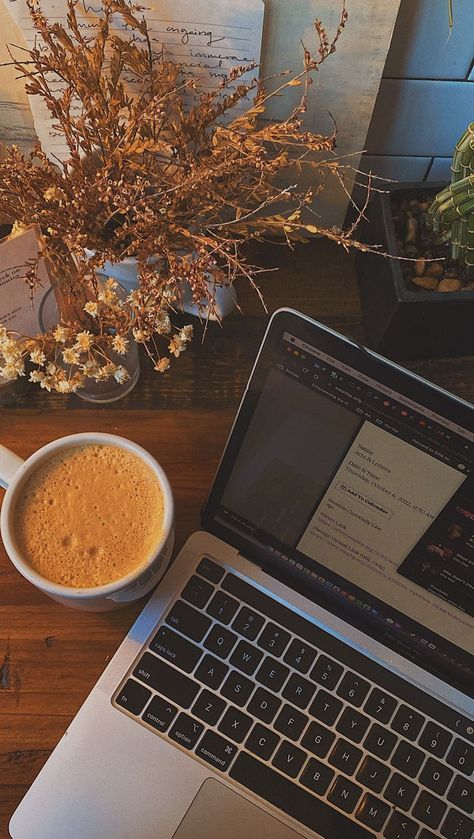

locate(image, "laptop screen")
[[206, 314, 474, 697]]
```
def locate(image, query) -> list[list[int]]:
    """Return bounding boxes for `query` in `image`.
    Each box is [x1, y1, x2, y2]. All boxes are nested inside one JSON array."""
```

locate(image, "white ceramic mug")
[[0, 432, 174, 611]]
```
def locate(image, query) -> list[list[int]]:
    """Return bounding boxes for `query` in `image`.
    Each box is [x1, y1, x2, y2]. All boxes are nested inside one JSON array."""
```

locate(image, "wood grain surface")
[[0, 240, 472, 838]]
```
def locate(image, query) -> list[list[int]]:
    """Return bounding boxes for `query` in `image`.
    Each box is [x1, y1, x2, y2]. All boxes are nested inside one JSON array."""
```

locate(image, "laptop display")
[[204, 312, 474, 697]]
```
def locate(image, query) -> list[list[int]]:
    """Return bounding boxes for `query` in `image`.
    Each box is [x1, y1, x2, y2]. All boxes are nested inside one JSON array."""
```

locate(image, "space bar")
[[229, 753, 374, 839]]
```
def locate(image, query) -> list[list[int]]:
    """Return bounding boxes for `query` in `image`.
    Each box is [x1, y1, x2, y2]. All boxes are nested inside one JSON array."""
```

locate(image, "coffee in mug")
[[14, 444, 165, 588], [0, 433, 174, 611]]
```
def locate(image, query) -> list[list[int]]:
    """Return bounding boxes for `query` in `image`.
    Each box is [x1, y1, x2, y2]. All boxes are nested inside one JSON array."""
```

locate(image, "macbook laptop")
[[9, 309, 473, 839]]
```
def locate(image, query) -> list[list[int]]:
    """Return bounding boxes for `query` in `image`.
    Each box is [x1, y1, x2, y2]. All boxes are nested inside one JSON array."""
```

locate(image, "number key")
[[336, 672, 370, 707], [364, 687, 397, 724], [310, 655, 343, 690], [232, 607, 264, 641], [447, 739, 474, 776], [257, 622, 291, 656], [283, 639, 317, 673], [390, 704, 425, 741], [419, 721, 452, 758], [206, 591, 239, 624]]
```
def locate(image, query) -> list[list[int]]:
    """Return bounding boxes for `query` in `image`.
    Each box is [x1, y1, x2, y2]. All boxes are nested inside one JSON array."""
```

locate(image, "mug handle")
[[0, 444, 25, 490]]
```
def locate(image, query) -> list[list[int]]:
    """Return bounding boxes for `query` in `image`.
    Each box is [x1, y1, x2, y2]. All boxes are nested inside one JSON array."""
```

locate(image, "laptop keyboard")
[[114, 557, 474, 838]]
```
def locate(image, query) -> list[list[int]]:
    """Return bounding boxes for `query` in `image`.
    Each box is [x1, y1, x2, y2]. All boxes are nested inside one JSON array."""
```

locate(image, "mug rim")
[[0, 432, 174, 600]]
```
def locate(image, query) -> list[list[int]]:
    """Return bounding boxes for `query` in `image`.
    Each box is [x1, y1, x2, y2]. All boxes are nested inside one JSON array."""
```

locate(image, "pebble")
[[411, 275, 439, 291], [415, 257, 426, 276], [438, 278, 462, 292], [426, 261, 444, 277]]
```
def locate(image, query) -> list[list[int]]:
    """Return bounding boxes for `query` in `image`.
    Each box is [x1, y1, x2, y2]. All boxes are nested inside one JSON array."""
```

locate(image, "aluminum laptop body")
[[9, 309, 474, 839]]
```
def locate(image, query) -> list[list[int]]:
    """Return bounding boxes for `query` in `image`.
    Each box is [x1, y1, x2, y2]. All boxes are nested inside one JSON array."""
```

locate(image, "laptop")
[[9, 309, 473, 839]]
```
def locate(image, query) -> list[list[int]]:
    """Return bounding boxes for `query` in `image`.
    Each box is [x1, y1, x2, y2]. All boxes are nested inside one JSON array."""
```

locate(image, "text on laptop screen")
[[218, 332, 474, 693]]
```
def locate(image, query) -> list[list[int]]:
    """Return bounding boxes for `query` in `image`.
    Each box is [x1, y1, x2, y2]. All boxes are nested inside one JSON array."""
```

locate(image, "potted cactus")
[[355, 123, 474, 360]]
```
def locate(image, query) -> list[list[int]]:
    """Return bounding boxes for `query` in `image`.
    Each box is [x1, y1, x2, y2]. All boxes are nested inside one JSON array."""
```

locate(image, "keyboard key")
[[337, 672, 370, 707], [257, 622, 291, 657], [195, 730, 237, 771], [301, 721, 335, 758], [247, 687, 281, 724], [310, 655, 344, 690], [391, 704, 425, 741], [336, 708, 370, 744], [390, 740, 425, 777], [218, 706, 253, 743], [384, 772, 419, 811], [419, 757, 453, 795], [206, 591, 239, 625], [274, 704, 308, 741], [356, 756, 390, 794], [441, 808, 474, 839], [327, 775, 362, 814], [419, 721, 452, 758], [413, 790, 447, 829], [181, 575, 214, 608], [364, 722, 397, 760], [364, 688, 397, 724], [447, 776, 474, 814], [229, 640, 263, 675], [229, 752, 374, 839], [194, 654, 228, 690], [203, 625, 237, 659], [192, 689, 226, 725], [142, 696, 177, 732], [149, 626, 202, 673], [221, 671, 254, 707], [282, 673, 315, 709], [246, 723, 280, 760], [232, 607, 264, 641], [133, 653, 199, 707], [328, 739, 363, 776], [300, 757, 335, 796], [309, 689, 343, 726], [255, 656, 289, 692], [196, 557, 224, 583], [283, 639, 317, 673], [383, 811, 418, 838], [419, 831, 439, 839], [222, 575, 474, 743], [115, 679, 151, 715], [169, 713, 204, 749], [272, 740, 306, 778], [447, 739, 474, 775], [165, 599, 211, 642], [355, 793, 390, 832]]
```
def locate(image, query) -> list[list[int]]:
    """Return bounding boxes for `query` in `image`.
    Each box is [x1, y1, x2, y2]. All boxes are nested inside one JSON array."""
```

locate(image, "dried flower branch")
[[0, 0, 372, 393]]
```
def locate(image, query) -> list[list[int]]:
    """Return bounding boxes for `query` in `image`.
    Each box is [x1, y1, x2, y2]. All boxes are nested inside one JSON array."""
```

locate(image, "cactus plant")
[[429, 122, 474, 270]]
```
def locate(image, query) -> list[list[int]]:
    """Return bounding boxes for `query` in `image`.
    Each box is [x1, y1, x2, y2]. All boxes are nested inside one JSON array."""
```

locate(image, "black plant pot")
[[355, 182, 474, 360]]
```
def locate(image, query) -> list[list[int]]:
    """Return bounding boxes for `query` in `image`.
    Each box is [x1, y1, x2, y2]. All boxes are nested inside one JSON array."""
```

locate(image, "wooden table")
[[1, 241, 472, 838]]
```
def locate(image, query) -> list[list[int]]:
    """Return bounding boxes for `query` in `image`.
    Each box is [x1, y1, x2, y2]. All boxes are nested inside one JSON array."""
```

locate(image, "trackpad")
[[172, 778, 305, 839]]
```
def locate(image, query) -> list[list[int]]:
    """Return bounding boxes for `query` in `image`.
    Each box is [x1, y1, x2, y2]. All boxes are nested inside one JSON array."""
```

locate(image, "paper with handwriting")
[[4, 0, 264, 161], [0, 225, 54, 336]]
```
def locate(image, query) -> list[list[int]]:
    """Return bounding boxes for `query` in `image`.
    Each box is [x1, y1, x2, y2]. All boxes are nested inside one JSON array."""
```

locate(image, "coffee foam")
[[14, 444, 164, 587]]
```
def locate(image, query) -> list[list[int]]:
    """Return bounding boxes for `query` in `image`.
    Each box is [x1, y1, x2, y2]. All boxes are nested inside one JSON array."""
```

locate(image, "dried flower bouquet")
[[0, 0, 370, 393]]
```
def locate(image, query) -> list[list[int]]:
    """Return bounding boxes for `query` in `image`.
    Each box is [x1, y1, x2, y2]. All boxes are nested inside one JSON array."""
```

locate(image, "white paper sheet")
[[3, 0, 264, 161], [0, 225, 53, 336]]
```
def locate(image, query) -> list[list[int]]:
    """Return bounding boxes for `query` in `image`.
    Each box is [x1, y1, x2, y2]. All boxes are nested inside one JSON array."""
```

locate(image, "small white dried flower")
[[114, 365, 130, 384], [29, 369, 45, 383], [132, 328, 146, 343], [168, 334, 186, 358], [83, 301, 99, 318], [56, 379, 72, 393], [112, 335, 129, 355], [74, 331, 93, 351], [179, 324, 193, 342], [62, 346, 81, 365], [154, 357, 170, 373], [53, 325, 68, 344], [29, 348, 46, 366]]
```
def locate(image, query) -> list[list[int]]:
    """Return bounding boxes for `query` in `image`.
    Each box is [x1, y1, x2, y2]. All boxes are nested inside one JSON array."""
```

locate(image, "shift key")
[[133, 652, 200, 707]]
